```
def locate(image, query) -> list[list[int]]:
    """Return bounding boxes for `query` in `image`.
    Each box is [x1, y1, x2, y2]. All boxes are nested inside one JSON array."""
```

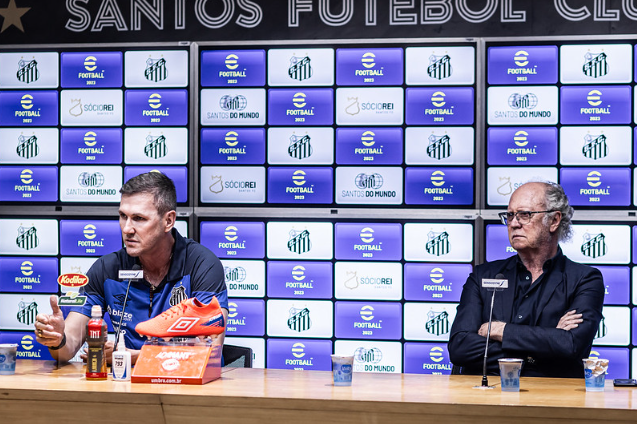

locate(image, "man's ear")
[[164, 210, 176, 233], [549, 211, 562, 234]]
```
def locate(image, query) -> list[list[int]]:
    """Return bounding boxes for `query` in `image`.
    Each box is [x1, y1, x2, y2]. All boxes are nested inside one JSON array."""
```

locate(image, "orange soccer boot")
[[135, 297, 225, 338]]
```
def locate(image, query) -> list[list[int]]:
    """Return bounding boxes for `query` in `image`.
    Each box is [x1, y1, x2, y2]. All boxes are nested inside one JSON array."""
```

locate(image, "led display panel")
[[0, 44, 191, 206], [198, 42, 477, 208]]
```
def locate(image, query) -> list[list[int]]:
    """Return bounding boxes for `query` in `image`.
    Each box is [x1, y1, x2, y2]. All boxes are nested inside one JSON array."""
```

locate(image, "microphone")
[[478, 273, 508, 389], [114, 265, 143, 349]]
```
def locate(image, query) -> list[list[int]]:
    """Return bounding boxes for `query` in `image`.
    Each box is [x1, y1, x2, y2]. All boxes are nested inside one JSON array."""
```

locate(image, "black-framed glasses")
[[498, 210, 558, 225]]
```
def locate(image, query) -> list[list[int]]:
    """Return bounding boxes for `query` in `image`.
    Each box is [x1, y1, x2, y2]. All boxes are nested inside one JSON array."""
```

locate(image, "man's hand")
[[556, 310, 583, 331], [34, 295, 65, 348], [478, 321, 506, 342]]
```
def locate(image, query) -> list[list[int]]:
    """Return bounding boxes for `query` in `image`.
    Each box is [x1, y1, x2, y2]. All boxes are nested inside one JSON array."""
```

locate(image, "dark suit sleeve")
[[448, 270, 505, 372], [501, 267, 604, 360]]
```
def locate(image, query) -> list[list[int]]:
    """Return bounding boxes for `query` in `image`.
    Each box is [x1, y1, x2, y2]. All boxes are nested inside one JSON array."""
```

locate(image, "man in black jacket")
[[448, 181, 604, 377]]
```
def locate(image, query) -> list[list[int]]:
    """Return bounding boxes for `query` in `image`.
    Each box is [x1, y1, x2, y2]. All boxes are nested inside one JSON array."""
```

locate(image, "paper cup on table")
[[331, 354, 354, 386], [0, 344, 18, 375], [583, 358, 608, 392], [498, 358, 523, 392]]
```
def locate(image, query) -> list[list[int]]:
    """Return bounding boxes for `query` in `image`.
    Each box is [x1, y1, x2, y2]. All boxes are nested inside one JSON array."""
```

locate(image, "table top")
[[1, 360, 636, 412]]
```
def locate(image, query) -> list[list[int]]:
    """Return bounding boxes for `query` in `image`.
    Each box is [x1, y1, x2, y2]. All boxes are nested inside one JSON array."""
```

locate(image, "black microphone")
[[478, 273, 508, 389], [114, 265, 143, 349]]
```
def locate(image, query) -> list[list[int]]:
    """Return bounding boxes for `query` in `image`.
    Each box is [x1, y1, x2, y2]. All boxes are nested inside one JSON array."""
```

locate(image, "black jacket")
[[448, 251, 604, 378]]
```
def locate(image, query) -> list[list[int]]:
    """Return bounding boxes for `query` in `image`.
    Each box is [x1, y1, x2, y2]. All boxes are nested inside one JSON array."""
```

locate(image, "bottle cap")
[[91, 305, 102, 317], [117, 332, 126, 352]]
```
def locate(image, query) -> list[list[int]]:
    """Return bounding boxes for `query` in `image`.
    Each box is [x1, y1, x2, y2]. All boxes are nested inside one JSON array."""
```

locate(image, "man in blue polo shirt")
[[34, 172, 228, 364]]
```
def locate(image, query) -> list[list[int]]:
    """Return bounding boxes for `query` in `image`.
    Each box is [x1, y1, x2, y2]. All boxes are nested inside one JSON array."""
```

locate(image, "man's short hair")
[[119, 172, 177, 216], [542, 182, 574, 242]]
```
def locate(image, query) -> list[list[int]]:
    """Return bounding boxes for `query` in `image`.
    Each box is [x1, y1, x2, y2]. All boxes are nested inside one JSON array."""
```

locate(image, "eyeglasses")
[[498, 210, 558, 226]]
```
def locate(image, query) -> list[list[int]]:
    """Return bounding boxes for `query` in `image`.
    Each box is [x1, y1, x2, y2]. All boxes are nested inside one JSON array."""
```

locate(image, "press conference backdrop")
[[0, 38, 636, 377]]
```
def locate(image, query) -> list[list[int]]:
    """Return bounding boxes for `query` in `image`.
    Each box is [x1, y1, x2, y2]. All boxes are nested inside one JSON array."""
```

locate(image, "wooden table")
[[0, 360, 635, 423]]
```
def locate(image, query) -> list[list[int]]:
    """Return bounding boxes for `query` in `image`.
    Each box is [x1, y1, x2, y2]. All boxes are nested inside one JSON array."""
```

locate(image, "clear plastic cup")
[[331, 354, 354, 386], [0, 344, 18, 375], [498, 358, 523, 392], [583, 358, 608, 392]]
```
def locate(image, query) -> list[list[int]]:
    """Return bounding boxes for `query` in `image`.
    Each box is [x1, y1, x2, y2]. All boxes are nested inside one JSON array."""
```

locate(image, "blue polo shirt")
[[71, 229, 228, 350]]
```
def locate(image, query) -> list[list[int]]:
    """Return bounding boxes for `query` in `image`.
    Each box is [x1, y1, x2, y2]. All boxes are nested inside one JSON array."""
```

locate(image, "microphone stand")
[[481, 289, 497, 388]]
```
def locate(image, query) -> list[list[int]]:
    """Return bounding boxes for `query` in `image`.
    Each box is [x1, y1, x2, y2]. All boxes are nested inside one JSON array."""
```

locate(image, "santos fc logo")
[[288, 229, 311, 254], [145, 56, 168, 82], [427, 54, 452, 80], [17, 301, 38, 326], [581, 232, 606, 258], [583, 51, 608, 78], [17, 58, 39, 84], [16, 225, 38, 251], [289, 55, 312, 81], [16, 133, 39, 159], [287, 307, 311, 332]]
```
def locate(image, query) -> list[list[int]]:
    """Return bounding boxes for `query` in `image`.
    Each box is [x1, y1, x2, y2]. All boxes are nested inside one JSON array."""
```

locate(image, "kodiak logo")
[[145, 57, 168, 82], [288, 55, 312, 81], [16, 225, 38, 251], [287, 307, 311, 332], [427, 54, 452, 80], [17, 58, 39, 84]]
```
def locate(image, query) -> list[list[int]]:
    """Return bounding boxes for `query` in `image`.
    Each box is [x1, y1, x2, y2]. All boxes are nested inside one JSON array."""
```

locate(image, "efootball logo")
[[361, 52, 375, 68], [514, 130, 528, 147], [84, 56, 97, 71], [513, 50, 529, 67], [83, 224, 97, 239]]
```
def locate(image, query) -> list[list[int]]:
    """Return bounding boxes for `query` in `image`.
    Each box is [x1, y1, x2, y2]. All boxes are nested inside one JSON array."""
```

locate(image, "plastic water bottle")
[[112, 331, 131, 381], [86, 305, 107, 380]]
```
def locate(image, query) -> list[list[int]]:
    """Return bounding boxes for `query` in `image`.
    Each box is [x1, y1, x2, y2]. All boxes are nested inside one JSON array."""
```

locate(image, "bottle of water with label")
[[86, 305, 107, 380]]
